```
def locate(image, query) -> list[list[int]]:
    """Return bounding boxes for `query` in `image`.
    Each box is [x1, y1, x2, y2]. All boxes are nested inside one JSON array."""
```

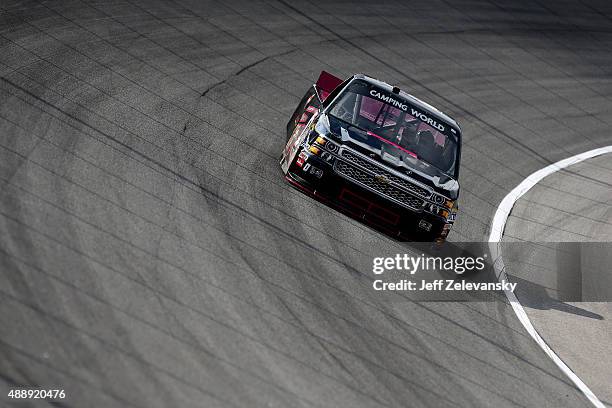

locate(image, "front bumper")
[[284, 150, 452, 241]]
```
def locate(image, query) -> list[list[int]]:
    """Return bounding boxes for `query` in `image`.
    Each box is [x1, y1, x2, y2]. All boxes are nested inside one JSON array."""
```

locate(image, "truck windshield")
[[328, 79, 459, 177]]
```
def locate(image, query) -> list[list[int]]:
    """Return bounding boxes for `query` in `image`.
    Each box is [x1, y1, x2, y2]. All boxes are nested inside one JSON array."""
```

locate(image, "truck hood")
[[317, 114, 459, 199]]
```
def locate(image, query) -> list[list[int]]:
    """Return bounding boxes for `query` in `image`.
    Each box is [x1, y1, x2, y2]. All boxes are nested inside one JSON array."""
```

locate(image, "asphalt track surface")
[[1, 1, 611, 407], [503, 153, 612, 406]]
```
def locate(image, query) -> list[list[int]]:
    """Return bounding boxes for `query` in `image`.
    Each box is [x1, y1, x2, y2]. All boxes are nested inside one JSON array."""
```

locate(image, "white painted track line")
[[488, 146, 612, 408]]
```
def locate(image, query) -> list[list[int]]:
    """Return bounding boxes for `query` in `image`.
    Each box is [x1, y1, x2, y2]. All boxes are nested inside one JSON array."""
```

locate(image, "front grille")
[[334, 160, 425, 210], [340, 150, 431, 199]]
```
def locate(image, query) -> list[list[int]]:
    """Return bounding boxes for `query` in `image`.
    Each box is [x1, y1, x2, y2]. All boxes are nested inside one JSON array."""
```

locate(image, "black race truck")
[[280, 72, 461, 242]]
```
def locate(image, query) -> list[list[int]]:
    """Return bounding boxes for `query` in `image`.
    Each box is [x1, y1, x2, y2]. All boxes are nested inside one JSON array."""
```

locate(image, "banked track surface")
[[1, 0, 611, 407]]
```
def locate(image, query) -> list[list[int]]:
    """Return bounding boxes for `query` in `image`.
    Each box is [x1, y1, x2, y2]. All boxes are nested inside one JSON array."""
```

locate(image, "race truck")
[[280, 72, 461, 242]]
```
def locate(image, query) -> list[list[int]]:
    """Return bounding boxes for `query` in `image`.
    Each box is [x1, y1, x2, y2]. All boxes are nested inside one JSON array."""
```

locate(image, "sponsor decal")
[[302, 162, 323, 178], [306, 105, 319, 114], [369, 89, 409, 111], [369, 89, 446, 132], [296, 150, 308, 168], [418, 219, 432, 231], [309, 166, 324, 178]]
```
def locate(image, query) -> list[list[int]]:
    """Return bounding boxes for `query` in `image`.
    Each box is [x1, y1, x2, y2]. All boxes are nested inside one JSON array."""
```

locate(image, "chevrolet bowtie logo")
[[374, 174, 391, 185]]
